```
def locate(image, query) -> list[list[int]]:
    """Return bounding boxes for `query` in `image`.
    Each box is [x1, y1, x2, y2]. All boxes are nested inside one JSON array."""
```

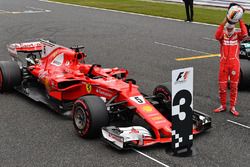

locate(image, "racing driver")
[[214, 17, 248, 116]]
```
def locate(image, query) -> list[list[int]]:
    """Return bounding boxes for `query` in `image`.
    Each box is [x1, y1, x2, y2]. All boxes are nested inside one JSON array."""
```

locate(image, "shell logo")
[[151, 116, 163, 121], [142, 105, 153, 113]]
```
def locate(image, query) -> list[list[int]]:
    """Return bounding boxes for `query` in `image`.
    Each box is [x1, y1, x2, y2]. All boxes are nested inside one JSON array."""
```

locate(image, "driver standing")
[[214, 17, 247, 116]]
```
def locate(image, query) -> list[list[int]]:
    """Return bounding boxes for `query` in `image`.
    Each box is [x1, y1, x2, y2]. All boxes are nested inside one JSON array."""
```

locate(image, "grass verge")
[[51, 0, 250, 25]]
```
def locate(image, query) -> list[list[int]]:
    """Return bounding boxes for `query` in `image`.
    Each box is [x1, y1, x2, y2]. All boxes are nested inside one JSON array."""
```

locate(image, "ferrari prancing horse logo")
[[86, 84, 92, 93]]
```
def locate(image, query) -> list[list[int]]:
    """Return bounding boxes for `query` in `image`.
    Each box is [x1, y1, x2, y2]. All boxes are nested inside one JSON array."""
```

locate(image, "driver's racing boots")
[[230, 106, 239, 116], [214, 105, 226, 113]]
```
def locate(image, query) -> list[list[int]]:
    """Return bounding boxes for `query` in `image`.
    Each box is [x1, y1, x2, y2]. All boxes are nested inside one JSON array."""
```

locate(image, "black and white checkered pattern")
[[172, 130, 193, 148]]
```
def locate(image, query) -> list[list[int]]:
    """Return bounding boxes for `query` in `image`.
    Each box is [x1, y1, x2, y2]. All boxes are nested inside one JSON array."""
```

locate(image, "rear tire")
[[238, 59, 250, 90], [153, 82, 172, 121], [73, 95, 109, 138], [237, 70, 244, 90], [0, 61, 21, 92]]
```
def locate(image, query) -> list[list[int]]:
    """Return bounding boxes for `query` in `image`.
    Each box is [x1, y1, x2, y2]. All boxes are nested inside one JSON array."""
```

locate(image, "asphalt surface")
[[0, 0, 249, 167]]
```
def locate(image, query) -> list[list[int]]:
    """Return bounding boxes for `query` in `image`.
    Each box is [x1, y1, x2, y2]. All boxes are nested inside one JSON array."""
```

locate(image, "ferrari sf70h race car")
[[0, 40, 211, 149]]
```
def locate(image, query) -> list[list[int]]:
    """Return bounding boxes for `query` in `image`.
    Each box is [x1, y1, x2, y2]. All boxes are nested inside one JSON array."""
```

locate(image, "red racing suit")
[[215, 20, 247, 108]]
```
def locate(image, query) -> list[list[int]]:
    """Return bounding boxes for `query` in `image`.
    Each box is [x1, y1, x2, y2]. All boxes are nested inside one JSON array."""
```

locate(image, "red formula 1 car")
[[0, 40, 211, 149]]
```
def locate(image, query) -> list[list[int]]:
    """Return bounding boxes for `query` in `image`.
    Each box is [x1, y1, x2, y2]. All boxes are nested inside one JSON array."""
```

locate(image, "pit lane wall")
[[153, 0, 250, 10]]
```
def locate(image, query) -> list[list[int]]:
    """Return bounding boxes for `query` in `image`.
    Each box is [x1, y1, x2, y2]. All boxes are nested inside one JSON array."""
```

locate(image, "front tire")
[[0, 61, 21, 92], [73, 95, 109, 138], [153, 82, 172, 120]]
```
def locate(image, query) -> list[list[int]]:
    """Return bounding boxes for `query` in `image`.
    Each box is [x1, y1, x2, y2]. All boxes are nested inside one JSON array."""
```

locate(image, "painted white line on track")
[[27, 6, 51, 12], [154, 41, 210, 54], [0, 10, 51, 14], [132, 149, 170, 167], [0, 10, 9, 14], [202, 37, 217, 42], [0, 6, 50, 15], [39, 0, 218, 27], [227, 120, 250, 129]]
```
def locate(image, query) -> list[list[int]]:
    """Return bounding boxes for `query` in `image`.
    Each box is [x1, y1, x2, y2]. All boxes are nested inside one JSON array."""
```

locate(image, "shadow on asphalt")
[[2, 89, 72, 120]]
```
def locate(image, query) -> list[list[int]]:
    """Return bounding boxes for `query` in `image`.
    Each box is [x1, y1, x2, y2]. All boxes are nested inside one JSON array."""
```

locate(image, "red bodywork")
[[7, 40, 203, 146]]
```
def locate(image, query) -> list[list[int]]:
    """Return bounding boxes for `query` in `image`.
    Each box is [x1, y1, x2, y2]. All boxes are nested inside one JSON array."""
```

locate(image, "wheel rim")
[[74, 107, 87, 130], [157, 92, 171, 103], [0, 69, 3, 91]]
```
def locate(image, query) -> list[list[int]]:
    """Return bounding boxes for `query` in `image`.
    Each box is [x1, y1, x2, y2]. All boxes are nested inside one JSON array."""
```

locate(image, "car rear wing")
[[7, 39, 66, 56], [6, 39, 66, 67], [7, 41, 43, 55]]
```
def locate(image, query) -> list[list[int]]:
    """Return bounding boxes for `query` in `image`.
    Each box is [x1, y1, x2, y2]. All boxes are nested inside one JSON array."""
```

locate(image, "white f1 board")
[[171, 67, 193, 151]]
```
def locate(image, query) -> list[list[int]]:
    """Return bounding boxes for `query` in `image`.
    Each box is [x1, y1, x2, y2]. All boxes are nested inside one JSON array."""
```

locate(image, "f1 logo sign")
[[171, 67, 193, 155], [176, 71, 189, 82]]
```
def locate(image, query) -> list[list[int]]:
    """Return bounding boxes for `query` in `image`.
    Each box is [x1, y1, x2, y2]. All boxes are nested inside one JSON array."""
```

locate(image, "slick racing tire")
[[238, 59, 250, 90], [73, 95, 109, 138], [153, 82, 172, 121], [0, 61, 21, 93]]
